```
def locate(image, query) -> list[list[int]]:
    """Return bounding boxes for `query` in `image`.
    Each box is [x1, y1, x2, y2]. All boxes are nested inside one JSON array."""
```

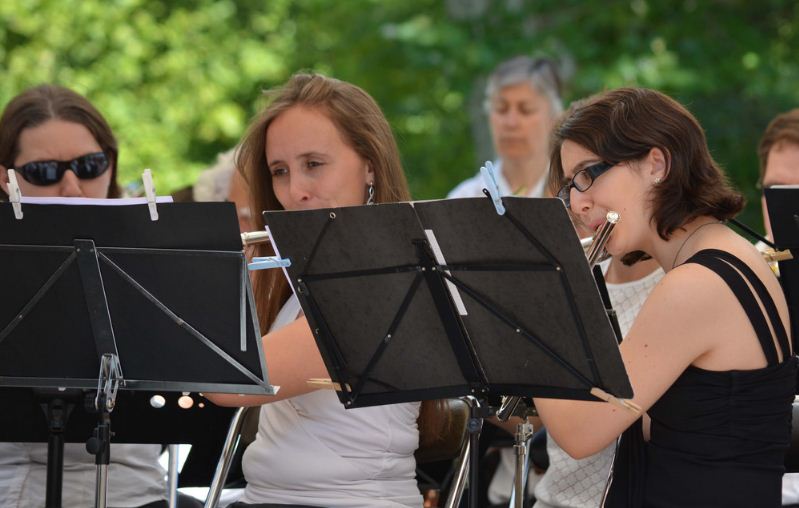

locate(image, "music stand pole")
[[42, 395, 73, 508]]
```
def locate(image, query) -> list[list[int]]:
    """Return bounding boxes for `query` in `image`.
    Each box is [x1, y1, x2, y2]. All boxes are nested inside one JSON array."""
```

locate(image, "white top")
[[239, 295, 423, 508], [446, 160, 547, 199], [533, 262, 664, 508], [0, 443, 165, 508]]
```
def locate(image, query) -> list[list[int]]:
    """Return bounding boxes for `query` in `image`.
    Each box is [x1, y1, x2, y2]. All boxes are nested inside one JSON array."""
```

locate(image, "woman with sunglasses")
[[0, 85, 186, 508], [0, 86, 120, 198], [531, 87, 796, 507], [207, 73, 449, 508]]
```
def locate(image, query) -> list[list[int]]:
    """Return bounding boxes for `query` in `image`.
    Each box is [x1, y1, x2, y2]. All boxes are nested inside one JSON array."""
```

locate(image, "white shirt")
[[0, 443, 166, 508], [239, 295, 423, 508], [447, 160, 547, 199]]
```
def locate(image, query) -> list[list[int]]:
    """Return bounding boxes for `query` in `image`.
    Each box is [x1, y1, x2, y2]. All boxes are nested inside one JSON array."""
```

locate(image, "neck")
[[651, 217, 723, 272], [501, 154, 549, 195]]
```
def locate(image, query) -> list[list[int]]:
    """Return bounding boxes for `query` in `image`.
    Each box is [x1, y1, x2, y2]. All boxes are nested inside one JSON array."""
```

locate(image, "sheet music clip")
[[7, 169, 23, 220], [480, 160, 505, 215], [142, 168, 158, 221], [248, 256, 291, 271]]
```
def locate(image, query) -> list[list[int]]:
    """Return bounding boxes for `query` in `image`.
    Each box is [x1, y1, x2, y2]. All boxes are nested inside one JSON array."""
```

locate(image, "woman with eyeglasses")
[[531, 87, 796, 507], [0, 85, 190, 508]]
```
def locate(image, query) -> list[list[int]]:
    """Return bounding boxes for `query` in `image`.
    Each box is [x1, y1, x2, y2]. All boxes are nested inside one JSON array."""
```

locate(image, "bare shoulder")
[[623, 261, 732, 358], [641, 261, 730, 317]]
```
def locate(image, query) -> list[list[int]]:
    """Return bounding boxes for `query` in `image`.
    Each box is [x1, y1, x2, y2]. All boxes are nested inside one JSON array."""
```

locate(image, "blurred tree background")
[[1, 0, 797, 229]]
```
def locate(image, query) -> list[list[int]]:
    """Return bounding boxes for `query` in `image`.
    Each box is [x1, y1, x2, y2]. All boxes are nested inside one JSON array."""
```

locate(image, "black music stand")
[[0, 201, 275, 508], [765, 186, 799, 352], [265, 196, 633, 508]]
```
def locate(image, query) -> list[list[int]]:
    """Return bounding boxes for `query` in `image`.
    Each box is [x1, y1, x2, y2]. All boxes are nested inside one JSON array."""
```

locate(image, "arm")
[[533, 266, 724, 458], [206, 316, 330, 407]]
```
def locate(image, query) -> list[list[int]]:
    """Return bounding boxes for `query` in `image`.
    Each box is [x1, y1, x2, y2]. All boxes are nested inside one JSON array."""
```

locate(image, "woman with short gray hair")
[[448, 55, 563, 199]]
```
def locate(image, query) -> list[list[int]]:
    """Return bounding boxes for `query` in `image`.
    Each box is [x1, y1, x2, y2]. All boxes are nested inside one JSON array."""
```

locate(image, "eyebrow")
[[268, 151, 328, 167]]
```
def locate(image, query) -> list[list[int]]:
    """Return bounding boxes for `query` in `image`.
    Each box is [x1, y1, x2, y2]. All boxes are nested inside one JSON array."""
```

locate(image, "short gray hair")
[[484, 56, 563, 116]]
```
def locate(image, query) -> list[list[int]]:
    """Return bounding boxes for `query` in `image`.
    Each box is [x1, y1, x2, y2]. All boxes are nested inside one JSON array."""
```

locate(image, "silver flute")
[[240, 231, 271, 246], [583, 211, 620, 267]]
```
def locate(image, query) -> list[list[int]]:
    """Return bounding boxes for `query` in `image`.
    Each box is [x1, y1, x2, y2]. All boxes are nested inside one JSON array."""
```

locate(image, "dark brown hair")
[[0, 84, 120, 198], [548, 87, 743, 241], [758, 108, 799, 186]]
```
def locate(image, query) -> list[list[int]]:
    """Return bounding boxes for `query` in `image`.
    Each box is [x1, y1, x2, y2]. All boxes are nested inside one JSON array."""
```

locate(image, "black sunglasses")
[[556, 161, 615, 209], [14, 152, 110, 186]]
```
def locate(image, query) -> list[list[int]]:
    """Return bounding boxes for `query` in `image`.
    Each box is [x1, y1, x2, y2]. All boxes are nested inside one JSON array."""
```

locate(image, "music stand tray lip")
[[0, 376, 274, 395]]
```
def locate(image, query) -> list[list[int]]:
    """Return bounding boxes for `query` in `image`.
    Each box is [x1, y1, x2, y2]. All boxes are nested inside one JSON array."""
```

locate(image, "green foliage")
[[2, 0, 798, 230]]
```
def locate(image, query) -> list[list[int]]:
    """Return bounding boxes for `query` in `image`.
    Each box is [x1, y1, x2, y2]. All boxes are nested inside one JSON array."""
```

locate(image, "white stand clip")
[[142, 168, 158, 221], [7, 169, 23, 220], [480, 160, 505, 215]]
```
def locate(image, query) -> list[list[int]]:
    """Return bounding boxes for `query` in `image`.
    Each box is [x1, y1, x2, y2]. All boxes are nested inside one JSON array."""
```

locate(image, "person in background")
[[0, 84, 199, 508], [192, 147, 255, 234], [757, 108, 799, 508], [448, 56, 562, 200], [758, 108, 799, 242]]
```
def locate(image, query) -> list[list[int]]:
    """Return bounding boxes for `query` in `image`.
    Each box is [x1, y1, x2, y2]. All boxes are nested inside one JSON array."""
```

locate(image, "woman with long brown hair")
[[209, 73, 441, 508]]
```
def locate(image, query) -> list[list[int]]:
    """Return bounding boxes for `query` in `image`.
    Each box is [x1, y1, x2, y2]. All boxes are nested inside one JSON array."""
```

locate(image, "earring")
[[366, 182, 375, 205], [654, 176, 662, 184]]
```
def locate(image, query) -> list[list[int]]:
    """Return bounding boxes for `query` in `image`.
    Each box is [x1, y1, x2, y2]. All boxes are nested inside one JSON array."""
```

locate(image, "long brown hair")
[[0, 84, 121, 198], [237, 73, 447, 441], [549, 87, 743, 241], [238, 73, 408, 333]]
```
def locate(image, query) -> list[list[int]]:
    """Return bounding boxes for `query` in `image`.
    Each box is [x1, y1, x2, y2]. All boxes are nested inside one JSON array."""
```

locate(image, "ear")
[[647, 147, 669, 181], [0, 165, 9, 195], [365, 161, 374, 184]]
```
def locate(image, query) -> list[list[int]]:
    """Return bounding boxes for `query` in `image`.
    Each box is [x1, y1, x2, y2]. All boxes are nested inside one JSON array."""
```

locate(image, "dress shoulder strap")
[[683, 249, 790, 365]]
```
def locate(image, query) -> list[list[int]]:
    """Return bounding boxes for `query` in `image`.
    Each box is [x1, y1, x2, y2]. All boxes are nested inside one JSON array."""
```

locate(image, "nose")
[[287, 174, 312, 208], [59, 170, 84, 197], [500, 108, 521, 128], [569, 186, 592, 218]]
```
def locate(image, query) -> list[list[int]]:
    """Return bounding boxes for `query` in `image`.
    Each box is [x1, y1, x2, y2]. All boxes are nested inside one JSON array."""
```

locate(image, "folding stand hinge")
[[94, 353, 123, 413]]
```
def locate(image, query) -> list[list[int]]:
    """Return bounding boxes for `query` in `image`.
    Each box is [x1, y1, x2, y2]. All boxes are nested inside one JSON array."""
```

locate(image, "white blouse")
[[239, 295, 423, 508]]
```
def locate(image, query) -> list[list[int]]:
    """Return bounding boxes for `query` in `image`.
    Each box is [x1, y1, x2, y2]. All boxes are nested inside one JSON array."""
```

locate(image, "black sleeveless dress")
[[607, 249, 797, 508]]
